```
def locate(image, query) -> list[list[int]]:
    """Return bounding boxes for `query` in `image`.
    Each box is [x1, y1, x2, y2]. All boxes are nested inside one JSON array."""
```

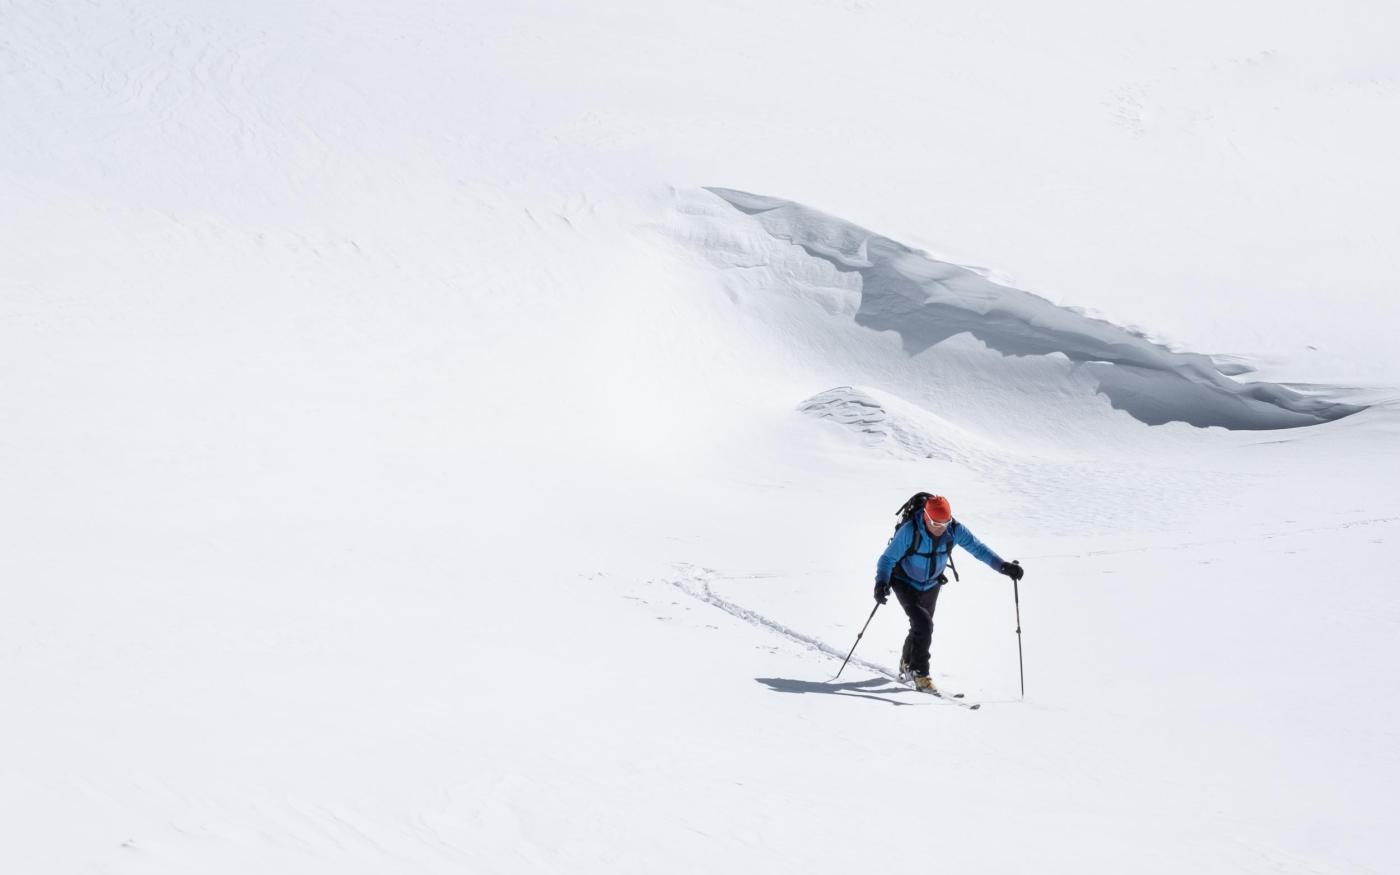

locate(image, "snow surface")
[[3, 2, 1399, 873]]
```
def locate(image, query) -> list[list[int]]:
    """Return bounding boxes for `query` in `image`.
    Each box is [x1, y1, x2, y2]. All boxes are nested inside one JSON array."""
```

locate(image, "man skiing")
[[874, 494, 1024, 692]]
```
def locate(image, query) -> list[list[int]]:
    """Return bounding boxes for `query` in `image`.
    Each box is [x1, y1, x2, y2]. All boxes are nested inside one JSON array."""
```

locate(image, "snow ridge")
[[707, 187, 1364, 431]]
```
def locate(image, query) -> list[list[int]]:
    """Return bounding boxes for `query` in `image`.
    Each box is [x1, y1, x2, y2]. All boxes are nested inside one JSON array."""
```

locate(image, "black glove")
[[999, 561, 1024, 582], [874, 581, 891, 604]]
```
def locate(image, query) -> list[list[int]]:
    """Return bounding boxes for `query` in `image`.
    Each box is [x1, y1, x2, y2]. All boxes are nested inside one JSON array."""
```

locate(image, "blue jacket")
[[876, 517, 1005, 591]]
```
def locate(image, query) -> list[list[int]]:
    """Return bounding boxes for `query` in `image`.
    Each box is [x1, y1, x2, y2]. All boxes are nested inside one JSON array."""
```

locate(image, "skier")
[[874, 494, 1024, 692]]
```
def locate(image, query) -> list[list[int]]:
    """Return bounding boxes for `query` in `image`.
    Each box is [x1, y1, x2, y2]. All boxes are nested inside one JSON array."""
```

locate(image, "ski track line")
[[668, 567, 898, 682]]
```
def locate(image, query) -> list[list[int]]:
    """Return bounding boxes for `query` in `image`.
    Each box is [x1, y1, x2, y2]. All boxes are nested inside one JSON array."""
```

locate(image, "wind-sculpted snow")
[[707, 188, 1363, 431], [798, 385, 990, 465]]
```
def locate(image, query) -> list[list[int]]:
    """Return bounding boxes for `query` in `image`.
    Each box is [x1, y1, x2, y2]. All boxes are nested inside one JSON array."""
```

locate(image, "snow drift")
[[708, 187, 1363, 430]]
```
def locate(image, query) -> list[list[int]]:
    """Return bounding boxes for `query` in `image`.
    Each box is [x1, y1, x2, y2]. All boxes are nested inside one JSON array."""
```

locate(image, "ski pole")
[[832, 602, 881, 680], [1012, 566, 1025, 698]]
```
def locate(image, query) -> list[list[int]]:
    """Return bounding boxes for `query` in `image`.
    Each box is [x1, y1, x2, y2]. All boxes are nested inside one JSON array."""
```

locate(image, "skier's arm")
[[953, 523, 1006, 572], [875, 521, 915, 585]]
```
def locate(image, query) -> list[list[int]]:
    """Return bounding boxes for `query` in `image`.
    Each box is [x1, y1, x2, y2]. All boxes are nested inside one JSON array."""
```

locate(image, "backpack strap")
[[898, 519, 923, 565], [907, 518, 963, 579], [946, 520, 961, 582], [897, 518, 961, 582]]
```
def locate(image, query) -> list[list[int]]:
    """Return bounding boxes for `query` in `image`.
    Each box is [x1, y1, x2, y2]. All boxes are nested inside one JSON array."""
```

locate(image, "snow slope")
[[3, 2, 1399, 873]]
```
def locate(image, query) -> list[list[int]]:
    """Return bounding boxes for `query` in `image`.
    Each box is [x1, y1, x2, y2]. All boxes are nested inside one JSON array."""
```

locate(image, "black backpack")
[[891, 492, 960, 582]]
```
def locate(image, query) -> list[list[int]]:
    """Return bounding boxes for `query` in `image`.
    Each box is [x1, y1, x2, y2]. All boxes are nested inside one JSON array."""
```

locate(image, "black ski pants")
[[893, 573, 942, 676]]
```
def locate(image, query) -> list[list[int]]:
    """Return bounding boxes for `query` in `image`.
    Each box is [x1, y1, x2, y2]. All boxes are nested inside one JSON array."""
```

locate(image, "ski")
[[896, 675, 980, 709], [931, 690, 980, 710]]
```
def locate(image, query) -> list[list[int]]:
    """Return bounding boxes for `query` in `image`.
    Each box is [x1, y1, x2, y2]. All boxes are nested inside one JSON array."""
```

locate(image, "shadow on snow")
[[755, 675, 925, 707]]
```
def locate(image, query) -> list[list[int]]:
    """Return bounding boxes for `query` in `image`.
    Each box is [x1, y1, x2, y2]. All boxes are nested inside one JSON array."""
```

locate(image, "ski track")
[[667, 567, 991, 708], [668, 564, 898, 681]]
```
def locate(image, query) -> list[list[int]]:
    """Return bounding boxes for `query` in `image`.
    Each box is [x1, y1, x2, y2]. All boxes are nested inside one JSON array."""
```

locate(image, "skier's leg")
[[895, 582, 940, 676], [893, 579, 931, 674], [921, 585, 942, 674]]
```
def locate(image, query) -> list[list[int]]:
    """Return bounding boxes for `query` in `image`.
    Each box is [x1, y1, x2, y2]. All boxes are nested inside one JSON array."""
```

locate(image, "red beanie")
[[924, 495, 952, 523]]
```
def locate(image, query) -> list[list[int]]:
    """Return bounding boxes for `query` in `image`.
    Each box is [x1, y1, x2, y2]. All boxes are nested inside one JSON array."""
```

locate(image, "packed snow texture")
[[4, 2, 1400, 875]]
